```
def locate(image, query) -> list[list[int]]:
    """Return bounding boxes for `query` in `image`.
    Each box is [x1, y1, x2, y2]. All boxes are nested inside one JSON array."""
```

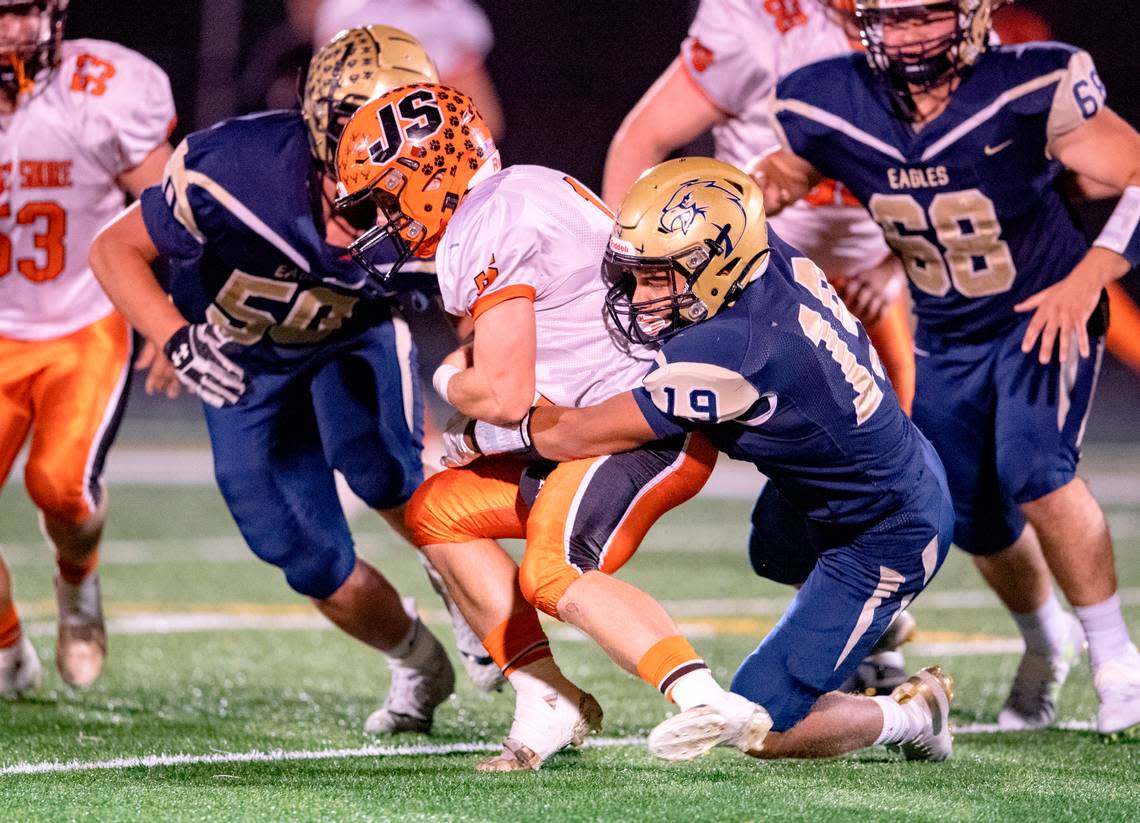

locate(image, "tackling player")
[[87, 26, 495, 733], [0, 0, 175, 696], [335, 86, 772, 770], [452, 157, 958, 763], [756, 0, 1140, 735], [604, 0, 916, 417]]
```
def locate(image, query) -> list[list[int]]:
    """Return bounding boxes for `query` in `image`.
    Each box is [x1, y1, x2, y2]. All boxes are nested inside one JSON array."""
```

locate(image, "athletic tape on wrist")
[[1094, 185, 1140, 268], [432, 364, 461, 403], [472, 410, 540, 459]]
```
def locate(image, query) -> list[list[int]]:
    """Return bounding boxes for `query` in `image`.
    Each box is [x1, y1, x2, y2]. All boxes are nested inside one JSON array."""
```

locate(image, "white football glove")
[[163, 323, 247, 409], [441, 413, 481, 468]]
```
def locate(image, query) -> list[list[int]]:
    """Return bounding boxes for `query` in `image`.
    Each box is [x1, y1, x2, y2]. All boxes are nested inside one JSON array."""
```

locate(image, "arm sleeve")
[[680, 0, 772, 117], [437, 191, 541, 319], [632, 324, 763, 437], [1046, 48, 1107, 143], [77, 43, 176, 178]]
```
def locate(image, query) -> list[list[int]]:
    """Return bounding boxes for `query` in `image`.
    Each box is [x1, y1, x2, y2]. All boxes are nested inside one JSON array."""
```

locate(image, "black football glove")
[[163, 324, 247, 408]]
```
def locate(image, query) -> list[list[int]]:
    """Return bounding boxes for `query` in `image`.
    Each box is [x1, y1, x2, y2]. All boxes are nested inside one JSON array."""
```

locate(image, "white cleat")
[[56, 574, 107, 688], [647, 692, 772, 762], [450, 616, 505, 694], [0, 634, 43, 698], [419, 558, 505, 693], [476, 688, 603, 772], [365, 601, 455, 735], [998, 613, 1084, 731], [1094, 644, 1140, 739], [889, 665, 955, 762], [841, 610, 916, 696]]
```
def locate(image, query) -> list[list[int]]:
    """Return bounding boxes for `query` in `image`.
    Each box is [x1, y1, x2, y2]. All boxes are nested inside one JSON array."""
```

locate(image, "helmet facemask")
[[0, 0, 67, 100], [857, 1, 993, 118]]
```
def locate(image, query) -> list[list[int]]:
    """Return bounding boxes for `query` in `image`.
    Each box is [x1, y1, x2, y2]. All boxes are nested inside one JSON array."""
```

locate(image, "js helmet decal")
[[334, 82, 499, 287]]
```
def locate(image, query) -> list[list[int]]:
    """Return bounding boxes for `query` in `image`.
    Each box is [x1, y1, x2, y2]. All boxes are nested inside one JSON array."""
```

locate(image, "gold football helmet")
[[0, 0, 68, 98], [856, 1, 996, 108], [603, 157, 770, 343], [302, 25, 439, 175]]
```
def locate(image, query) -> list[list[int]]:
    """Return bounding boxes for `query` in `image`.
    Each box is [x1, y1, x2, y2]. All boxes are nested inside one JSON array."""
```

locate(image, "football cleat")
[[476, 689, 603, 772], [998, 613, 1084, 731], [1094, 644, 1140, 738], [0, 634, 43, 699], [647, 692, 772, 762], [365, 600, 455, 735], [56, 573, 107, 688], [841, 610, 917, 695], [888, 665, 955, 762]]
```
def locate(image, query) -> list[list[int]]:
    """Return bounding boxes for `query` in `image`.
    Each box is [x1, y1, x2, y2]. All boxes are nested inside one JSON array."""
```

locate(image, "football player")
[[755, 0, 1140, 735], [450, 157, 958, 762], [0, 0, 175, 696], [604, 0, 916, 416], [87, 26, 497, 732], [334, 85, 773, 770]]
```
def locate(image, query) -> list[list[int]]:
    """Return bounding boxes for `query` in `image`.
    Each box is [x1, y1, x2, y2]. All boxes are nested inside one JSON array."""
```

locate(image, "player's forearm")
[[90, 207, 186, 347], [603, 59, 722, 208], [447, 366, 535, 426], [603, 125, 674, 209], [528, 394, 655, 462]]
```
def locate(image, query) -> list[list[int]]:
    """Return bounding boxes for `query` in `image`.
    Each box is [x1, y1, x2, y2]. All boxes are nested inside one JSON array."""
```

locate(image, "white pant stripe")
[[833, 565, 904, 672]]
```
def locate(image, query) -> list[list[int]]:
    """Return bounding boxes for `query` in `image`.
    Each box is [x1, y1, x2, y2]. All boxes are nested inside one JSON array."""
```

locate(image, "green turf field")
[[2, 485, 1139, 821]]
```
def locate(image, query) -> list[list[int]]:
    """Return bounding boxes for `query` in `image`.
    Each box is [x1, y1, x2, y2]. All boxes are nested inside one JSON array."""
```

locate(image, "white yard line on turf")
[[14, 610, 1041, 656], [0, 724, 1099, 776]]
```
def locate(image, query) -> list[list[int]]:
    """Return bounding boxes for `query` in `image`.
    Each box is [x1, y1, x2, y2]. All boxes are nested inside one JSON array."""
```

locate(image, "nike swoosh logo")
[[984, 139, 1014, 156]]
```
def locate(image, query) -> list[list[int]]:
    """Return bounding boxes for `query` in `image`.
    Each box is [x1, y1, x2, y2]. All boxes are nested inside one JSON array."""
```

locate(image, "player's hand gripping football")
[[162, 324, 247, 408], [1015, 247, 1125, 364], [441, 413, 481, 468]]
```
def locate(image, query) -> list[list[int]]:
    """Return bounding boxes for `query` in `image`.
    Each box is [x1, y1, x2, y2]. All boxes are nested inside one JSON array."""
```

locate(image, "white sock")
[[872, 695, 916, 745], [1075, 594, 1133, 669], [668, 667, 726, 711], [1011, 593, 1070, 655], [507, 655, 576, 698], [386, 616, 421, 661]]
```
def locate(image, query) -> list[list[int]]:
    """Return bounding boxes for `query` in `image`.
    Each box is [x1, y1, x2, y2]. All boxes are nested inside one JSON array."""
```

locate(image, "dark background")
[[62, 0, 1140, 439]]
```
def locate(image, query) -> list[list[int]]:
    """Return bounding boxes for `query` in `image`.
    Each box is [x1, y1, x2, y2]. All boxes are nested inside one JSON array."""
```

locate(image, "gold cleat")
[[889, 665, 955, 762]]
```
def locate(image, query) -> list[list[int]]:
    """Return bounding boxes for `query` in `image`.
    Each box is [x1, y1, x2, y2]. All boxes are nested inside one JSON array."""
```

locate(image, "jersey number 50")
[[869, 189, 1016, 298]]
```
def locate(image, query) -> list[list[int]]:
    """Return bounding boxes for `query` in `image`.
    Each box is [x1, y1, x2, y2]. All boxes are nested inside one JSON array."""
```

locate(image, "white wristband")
[[432, 364, 461, 402], [1093, 185, 1140, 267]]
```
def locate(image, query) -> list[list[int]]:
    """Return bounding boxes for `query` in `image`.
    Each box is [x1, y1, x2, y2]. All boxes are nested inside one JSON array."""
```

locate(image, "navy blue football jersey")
[[633, 230, 931, 528], [773, 43, 1105, 341], [140, 111, 423, 367]]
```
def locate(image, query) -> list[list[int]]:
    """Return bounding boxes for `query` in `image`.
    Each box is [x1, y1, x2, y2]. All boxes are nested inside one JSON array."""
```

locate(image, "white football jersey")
[[313, 0, 493, 77], [0, 39, 175, 340], [681, 0, 890, 278], [437, 165, 657, 408]]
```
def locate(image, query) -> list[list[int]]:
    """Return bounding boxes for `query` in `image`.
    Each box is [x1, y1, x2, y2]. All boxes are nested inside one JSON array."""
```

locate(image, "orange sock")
[[0, 603, 21, 649], [57, 550, 99, 585], [1106, 282, 1140, 374], [482, 609, 552, 677], [865, 297, 916, 416], [637, 635, 707, 698]]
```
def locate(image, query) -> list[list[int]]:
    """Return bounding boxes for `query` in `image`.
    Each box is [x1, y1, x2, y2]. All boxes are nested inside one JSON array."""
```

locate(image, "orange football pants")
[[407, 433, 717, 616], [0, 311, 132, 524]]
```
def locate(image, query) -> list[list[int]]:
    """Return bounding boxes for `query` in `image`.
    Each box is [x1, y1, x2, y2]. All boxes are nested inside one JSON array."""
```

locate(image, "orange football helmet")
[[335, 82, 499, 284]]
